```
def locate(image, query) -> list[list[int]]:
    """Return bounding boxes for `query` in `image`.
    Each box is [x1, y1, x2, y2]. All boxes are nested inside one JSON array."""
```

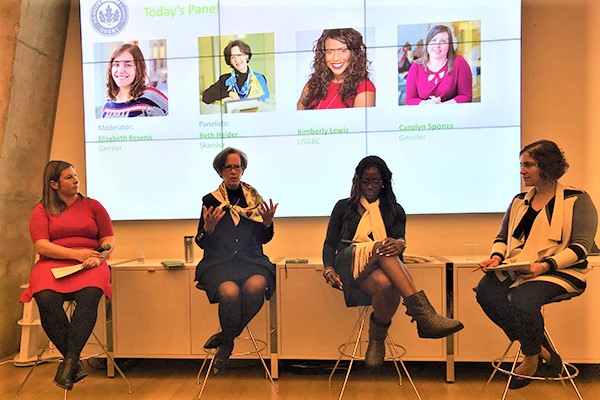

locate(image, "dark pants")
[[33, 287, 103, 360], [475, 273, 566, 355]]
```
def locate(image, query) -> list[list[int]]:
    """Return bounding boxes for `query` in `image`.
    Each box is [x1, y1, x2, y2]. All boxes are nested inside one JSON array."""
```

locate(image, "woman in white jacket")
[[475, 139, 597, 389]]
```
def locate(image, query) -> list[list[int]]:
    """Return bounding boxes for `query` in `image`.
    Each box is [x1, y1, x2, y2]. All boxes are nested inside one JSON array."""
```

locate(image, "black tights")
[[216, 275, 268, 341], [33, 287, 103, 360]]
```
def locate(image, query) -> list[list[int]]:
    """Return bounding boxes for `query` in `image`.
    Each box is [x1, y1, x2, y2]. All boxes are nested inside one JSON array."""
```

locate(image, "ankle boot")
[[72, 360, 88, 383], [404, 290, 464, 339], [54, 357, 76, 390], [364, 313, 391, 368]]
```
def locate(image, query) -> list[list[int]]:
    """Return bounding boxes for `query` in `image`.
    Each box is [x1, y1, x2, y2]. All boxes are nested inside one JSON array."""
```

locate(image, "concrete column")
[[0, 0, 70, 358]]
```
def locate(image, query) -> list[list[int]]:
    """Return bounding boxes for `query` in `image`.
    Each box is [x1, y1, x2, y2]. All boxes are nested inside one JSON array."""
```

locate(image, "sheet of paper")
[[51, 263, 84, 279]]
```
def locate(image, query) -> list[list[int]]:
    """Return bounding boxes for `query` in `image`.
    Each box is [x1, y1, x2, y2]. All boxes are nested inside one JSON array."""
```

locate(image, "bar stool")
[[194, 325, 279, 399], [480, 327, 583, 400], [328, 305, 422, 400], [15, 300, 132, 399]]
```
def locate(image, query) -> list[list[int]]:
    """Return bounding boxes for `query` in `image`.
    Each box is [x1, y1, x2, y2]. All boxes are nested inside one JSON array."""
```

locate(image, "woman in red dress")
[[20, 160, 115, 390]]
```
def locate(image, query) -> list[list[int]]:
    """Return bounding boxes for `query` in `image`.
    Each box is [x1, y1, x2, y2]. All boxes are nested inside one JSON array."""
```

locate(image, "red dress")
[[312, 79, 376, 109], [20, 196, 114, 302]]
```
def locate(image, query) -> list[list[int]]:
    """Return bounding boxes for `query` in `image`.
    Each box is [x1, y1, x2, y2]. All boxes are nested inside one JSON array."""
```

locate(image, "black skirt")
[[334, 246, 371, 307]]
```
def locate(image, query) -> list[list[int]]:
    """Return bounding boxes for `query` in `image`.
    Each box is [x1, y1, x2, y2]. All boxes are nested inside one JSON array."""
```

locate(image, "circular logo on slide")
[[90, 0, 129, 36]]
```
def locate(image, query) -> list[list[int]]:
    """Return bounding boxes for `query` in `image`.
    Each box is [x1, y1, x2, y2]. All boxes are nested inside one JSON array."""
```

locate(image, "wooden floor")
[[1, 357, 599, 400]]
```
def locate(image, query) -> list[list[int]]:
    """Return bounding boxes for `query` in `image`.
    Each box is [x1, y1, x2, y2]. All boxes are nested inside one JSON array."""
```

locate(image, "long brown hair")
[[40, 160, 85, 216], [302, 28, 371, 109], [422, 25, 457, 73], [105, 43, 149, 101]]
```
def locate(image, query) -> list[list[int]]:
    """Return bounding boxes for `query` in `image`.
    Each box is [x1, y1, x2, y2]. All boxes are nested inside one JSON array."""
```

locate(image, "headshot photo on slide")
[[297, 27, 376, 110], [198, 33, 275, 115], [95, 40, 169, 118], [399, 21, 480, 106]]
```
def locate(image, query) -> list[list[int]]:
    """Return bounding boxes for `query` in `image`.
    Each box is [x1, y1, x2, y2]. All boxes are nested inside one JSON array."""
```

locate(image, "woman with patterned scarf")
[[202, 40, 270, 104], [194, 147, 278, 373], [323, 156, 463, 368]]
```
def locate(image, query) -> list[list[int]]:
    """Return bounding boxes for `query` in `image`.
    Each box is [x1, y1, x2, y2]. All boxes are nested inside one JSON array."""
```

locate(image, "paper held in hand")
[[485, 261, 531, 272], [51, 263, 84, 279]]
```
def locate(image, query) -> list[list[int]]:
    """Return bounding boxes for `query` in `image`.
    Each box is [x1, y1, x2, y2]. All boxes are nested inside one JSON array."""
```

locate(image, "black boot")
[[404, 291, 464, 339], [72, 360, 88, 383], [54, 357, 76, 390], [364, 313, 391, 368], [213, 340, 234, 375]]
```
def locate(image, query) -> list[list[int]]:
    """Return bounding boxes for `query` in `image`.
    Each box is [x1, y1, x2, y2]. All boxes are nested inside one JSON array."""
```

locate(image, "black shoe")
[[204, 333, 224, 349], [508, 376, 531, 390], [213, 341, 234, 375], [72, 360, 88, 383], [535, 349, 563, 378], [53, 358, 76, 390]]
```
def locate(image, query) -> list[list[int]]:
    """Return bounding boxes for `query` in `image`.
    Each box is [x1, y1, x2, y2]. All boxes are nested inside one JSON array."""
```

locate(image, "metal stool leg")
[[90, 330, 133, 394], [331, 306, 422, 400], [544, 329, 584, 400], [337, 308, 368, 400], [194, 325, 278, 400], [481, 328, 584, 400], [15, 338, 53, 399], [386, 334, 422, 400], [245, 326, 279, 394], [328, 306, 369, 386]]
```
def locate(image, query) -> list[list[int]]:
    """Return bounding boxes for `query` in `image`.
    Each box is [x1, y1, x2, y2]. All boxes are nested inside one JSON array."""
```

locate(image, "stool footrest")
[[491, 358, 580, 382], [337, 339, 407, 361]]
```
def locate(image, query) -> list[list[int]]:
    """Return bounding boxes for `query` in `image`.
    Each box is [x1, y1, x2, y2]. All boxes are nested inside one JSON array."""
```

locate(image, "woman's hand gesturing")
[[202, 205, 226, 234], [260, 199, 279, 227]]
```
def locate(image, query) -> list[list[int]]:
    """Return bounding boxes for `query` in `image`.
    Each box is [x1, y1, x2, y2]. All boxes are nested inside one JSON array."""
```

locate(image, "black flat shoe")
[[72, 360, 88, 383], [204, 333, 224, 350], [535, 350, 563, 378], [508, 376, 531, 390], [212, 341, 234, 375]]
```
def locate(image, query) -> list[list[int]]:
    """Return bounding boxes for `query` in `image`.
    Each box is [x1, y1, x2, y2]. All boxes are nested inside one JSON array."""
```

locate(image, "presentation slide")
[[80, 0, 521, 220]]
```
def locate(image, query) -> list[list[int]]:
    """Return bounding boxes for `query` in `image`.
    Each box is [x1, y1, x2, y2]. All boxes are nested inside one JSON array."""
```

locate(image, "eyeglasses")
[[222, 165, 242, 171], [360, 178, 383, 187]]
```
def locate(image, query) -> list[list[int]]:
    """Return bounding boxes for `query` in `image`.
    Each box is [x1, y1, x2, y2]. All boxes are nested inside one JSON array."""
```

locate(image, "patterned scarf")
[[211, 181, 264, 226], [224, 68, 265, 100], [351, 197, 388, 278]]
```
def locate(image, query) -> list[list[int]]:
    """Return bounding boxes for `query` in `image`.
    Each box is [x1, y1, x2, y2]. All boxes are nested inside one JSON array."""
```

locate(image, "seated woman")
[[194, 147, 278, 373], [297, 28, 375, 110], [202, 40, 270, 104], [20, 161, 115, 390], [475, 140, 598, 389], [322, 156, 463, 368], [405, 25, 472, 105], [102, 43, 168, 118]]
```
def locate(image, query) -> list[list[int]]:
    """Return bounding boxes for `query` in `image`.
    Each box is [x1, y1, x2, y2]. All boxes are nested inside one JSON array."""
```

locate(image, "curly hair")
[[106, 43, 149, 101], [520, 140, 569, 181], [302, 28, 371, 109], [422, 25, 457, 74]]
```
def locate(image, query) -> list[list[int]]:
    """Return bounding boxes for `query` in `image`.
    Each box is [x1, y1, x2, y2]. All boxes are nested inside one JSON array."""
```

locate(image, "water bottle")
[[184, 236, 194, 263]]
